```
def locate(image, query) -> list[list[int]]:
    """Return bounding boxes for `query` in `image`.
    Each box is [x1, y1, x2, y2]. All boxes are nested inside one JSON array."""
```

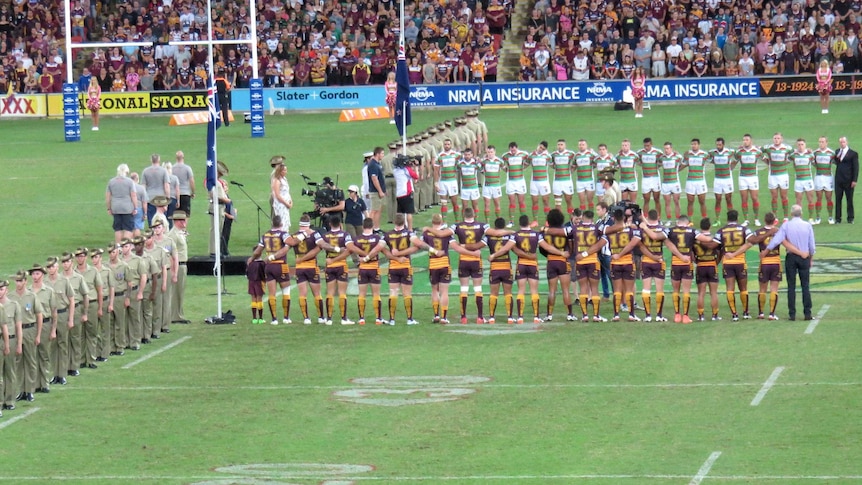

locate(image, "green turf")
[[1, 100, 860, 484]]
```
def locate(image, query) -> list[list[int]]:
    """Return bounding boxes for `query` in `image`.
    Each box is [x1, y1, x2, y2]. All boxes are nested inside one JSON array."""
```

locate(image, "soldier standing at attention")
[[74, 248, 102, 370], [168, 212, 190, 323], [9, 271, 40, 403], [28, 263, 55, 393]]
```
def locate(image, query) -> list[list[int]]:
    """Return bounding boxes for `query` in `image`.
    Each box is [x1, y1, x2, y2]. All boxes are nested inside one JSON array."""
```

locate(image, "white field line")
[[4, 473, 862, 481], [750, 366, 786, 406], [804, 304, 831, 334], [0, 407, 40, 430], [689, 451, 722, 485], [56, 380, 862, 392], [122, 336, 191, 369]]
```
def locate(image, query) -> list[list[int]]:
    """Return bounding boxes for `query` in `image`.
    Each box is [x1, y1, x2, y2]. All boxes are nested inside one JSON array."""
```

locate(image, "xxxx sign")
[[0, 93, 47, 117]]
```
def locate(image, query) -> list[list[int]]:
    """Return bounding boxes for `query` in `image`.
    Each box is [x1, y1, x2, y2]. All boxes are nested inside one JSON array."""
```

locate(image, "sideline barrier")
[[339, 106, 390, 122], [169, 111, 234, 126]]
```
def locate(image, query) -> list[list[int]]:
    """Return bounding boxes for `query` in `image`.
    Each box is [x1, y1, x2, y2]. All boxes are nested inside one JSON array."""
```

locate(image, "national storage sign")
[[45, 90, 209, 115]]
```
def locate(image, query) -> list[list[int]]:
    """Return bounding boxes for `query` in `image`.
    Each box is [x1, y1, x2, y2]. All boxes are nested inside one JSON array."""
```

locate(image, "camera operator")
[[315, 177, 345, 231], [394, 155, 420, 231]]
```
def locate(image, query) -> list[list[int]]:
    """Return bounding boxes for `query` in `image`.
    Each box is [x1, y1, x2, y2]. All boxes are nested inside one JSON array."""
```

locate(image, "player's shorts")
[[620, 181, 638, 192], [489, 268, 514, 285], [713, 177, 734, 195], [247, 261, 266, 297], [670, 263, 694, 281], [264, 262, 290, 283], [641, 176, 661, 194], [546, 259, 571, 279], [247, 279, 264, 298], [696, 265, 719, 284], [388, 267, 413, 285], [661, 182, 682, 195], [324, 265, 348, 283], [722, 263, 748, 281], [685, 180, 708, 196], [575, 180, 595, 194], [575, 261, 600, 280], [294, 267, 320, 284], [738, 176, 759, 191], [482, 185, 503, 199], [768, 173, 790, 190], [794, 179, 815, 193], [113, 213, 135, 232], [460, 187, 481, 201], [758, 263, 782, 283], [429, 267, 452, 285], [506, 179, 527, 195], [438, 180, 459, 197], [458, 260, 483, 278], [641, 261, 666, 279], [553, 179, 575, 196], [530, 180, 552, 197], [358, 268, 381, 285], [814, 175, 834, 192], [515, 263, 539, 280], [610, 263, 636, 280]]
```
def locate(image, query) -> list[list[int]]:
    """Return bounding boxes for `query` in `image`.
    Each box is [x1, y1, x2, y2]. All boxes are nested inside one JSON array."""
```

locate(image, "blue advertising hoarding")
[[231, 86, 386, 111]]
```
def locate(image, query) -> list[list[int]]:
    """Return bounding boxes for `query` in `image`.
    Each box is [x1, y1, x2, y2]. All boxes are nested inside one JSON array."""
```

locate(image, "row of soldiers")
[[0, 212, 188, 415], [379, 109, 488, 224]]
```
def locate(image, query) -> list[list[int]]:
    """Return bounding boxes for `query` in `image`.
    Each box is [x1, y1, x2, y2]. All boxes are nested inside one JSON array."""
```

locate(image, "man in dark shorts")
[[714, 209, 753, 321], [484, 217, 515, 324], [662, 215, 697, 323], [694, 218, 721, 321], [637, 209, 668, 322], [422, 214, 454, 324], [452, 208, 489, 324], [106, 163, 138, 243], [350, 218, 389, 325], [723, 212, 781, 320], [541, 208, 575, 321], [603, 209, 642, 322], [245, 248, 266, 324], [322, 215, 355, 325], [574, 210, 605, 322], [386, 214, 437, 325]]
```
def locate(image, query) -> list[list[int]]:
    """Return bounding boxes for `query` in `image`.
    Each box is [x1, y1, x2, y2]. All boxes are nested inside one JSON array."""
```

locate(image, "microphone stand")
[[230, 181, 271, 238]]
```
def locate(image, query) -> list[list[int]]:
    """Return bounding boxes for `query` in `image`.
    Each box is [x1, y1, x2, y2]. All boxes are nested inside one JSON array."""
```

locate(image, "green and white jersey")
[[435, 149, 462, 182], [789, 149, 814, 180], [502, 149, 530, 181], [617, 150, 639, 183], [659, 152, 683, 183], [683, 149, 708, 181], [637, 147, 662, 179], [552, 149, 576, 181], [812, 148, 835, 177], [458, 158, 482, 190], [529, 150, 552, 182], [709, 148, 735, 180], [573, 149, 597, 182], [735, 146, 762, 178], [762, 143, 793, 176], [482, 156, 505, 187]]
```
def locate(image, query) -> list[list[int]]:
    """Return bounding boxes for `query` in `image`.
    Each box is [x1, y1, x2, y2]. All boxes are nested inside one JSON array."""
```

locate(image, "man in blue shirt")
[[765, 204, 816, 320], [367, 147, 386, 233]]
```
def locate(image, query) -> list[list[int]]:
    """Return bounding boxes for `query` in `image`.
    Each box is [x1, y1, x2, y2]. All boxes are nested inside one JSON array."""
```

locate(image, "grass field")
[[1, 99, 861, 484]]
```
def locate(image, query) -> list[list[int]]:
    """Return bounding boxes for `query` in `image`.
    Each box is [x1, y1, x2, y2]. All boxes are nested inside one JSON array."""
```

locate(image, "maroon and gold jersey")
[[292, 230, 323, 269], [666, 226, 696, 266], [353, 232, 383, 271], [384, 228, 415, 270], [542, 226, 572, 262], [641, 223, 666, 263], [423, 231, 452, 270], [259, 228, 289, 263], [454, 221, 489, 263], [713, 223, 750, 265], [694, 235, 719, 267], [323, 229, 353, 269], [513, 229, 540, 266], [485, 232, 514, 271], [574, 223, 601, 264], [754, 227, 781, 265], [603, 227, 641, 265]]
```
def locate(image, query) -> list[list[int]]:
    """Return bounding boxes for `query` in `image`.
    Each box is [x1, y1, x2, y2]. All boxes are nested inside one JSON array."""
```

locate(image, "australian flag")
[[394, 45, 411, 136], [205, 77, 222, 191]]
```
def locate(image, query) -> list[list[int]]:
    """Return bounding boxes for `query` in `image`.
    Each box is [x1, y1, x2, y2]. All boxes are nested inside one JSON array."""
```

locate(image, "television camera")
[[300, 174, 344, 228]]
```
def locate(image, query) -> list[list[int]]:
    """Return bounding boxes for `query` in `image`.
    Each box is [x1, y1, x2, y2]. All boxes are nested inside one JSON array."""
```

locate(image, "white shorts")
[[661, 182, 682, 195], [482, 185, 503, 199], [768, 174, 790, 190], [641, 176, 661, 194], [530, 180, 552, 197], [713, 178, 734, 195], [507, 179, 527, 195], [794, 179, 815, 193], [461, 187, 481, 201], [620, 181, 638, 192], [596, 184, 606, 196], [575, 180, 595, 194], [685, 180, 708, 196], [814, 175, 833, 192], [739, 176, 759, 191], [553, 179, 575, 196], [438, 180, 459, 197]]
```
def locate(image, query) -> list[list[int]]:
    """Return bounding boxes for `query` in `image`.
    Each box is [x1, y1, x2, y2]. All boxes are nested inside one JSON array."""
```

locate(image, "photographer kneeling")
[[394, 155, 421, 231]]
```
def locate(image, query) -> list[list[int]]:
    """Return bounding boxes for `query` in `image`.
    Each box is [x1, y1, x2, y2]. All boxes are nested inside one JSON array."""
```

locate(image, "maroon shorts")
[[247, 280, 265, 298], [458, 260, 483, 279], [264, 262, 290, 283], [611, 263, 635, 281], [722, 263, 748, 281], [295, 267, 320, 284], [489, 268, 513, 285], [515, 264, 539, 280], [325, 266, 348, 283], [358, 268, 381, 285], [641, 261, 665, 279], [671, 264, 694, 281], [429, 267, 452, 285], [758, 263, 782, 283], [575, 262, 600, 280], [388, 267, 413, 285], [696, 265, 719, 284], [247, 260, 265, 282], [546, 259, 571, 279]]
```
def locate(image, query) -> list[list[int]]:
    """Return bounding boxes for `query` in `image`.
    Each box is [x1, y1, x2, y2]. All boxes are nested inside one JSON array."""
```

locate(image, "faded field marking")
[[751, 366, 785, 406], [0, 407, 40, 430], [804, 304, 831, 334], [122, 336, 191, 369], [689, 451, 722, 485]]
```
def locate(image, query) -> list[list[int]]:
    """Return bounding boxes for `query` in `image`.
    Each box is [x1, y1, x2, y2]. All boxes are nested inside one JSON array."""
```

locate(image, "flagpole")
[[400, 0, 407, 156], [207, 0, 222, 314]]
